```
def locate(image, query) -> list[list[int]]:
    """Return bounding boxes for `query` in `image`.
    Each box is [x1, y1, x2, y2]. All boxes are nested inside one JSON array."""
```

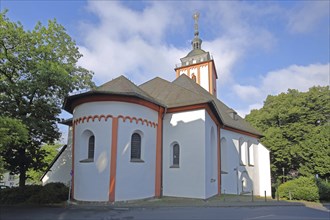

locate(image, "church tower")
[[175, 12, 218, 97]]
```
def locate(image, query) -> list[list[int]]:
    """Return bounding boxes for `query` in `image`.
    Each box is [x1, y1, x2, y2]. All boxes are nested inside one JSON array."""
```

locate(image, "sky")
[[1, 0, 329, 142]]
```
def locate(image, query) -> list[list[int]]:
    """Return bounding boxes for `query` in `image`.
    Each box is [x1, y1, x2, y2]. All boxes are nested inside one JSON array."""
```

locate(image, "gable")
[[140, 74, 262, 137]]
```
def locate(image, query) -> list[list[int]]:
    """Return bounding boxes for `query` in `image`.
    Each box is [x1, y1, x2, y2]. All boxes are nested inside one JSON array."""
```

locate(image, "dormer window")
[[228, 109, 238, 120]]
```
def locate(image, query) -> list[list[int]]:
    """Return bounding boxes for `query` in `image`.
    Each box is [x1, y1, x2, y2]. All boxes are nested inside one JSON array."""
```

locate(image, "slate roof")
[[64, 74, 262, 136], [139, 76, 211, 108], [140, 74, 262, 136], [63, 76, 164, 113], [185, 48, 207, 57]]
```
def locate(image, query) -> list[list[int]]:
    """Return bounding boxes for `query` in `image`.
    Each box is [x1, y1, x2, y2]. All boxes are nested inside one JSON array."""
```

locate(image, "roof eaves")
[[63, 90, 166, 114]]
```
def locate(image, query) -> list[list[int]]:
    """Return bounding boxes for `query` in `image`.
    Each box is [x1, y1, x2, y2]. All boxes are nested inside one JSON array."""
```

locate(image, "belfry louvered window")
[[173, 144, 180, 166], [88, 135, 95, 159], [131, 133, 141, 160]]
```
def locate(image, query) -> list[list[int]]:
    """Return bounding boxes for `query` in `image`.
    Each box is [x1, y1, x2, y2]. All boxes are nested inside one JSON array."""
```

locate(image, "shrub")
[[278, 177, 319, 202], [0, 185, 42, 204], [316, 179, 330, 201], [0, 183, 68, 204], [28, 182, 69, 204]]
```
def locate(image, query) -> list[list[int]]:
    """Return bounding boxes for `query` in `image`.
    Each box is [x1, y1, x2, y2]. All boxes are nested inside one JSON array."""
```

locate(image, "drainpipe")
[[234, 167, 239, 195], [160, 107, 167, 196]]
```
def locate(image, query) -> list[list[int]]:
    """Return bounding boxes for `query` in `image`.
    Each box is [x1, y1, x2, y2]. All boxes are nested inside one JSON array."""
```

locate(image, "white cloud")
[[233, 63, 330, 116], [236, 103, 263, 118], [262, 63, 329, 94], [233, 84, 262, 101], [73, 1, 328, 119], [287, 1, 329, 33], [77, 1, 279, 86], [78, 1, 184, 85]]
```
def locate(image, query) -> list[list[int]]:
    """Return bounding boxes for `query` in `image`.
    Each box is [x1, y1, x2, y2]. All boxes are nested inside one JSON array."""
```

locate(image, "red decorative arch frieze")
[[118, 115, 157, 128], [73, 114, 157, 128], [86, 115, 93, 122]]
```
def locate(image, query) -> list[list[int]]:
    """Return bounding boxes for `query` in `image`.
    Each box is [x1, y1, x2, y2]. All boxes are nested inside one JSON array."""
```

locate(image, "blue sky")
[[1, 1, 329, 142]]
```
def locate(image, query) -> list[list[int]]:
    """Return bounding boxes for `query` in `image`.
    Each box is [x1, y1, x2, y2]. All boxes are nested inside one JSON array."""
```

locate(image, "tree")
[[245, 86, 330, 181], [27, 144, 61, 184], [0, 116, 29, 177], [0, 11, 95, 187]]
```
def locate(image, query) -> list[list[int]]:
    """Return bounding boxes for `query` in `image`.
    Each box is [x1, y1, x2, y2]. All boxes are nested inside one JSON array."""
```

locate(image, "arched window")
[[80, 130, 95, 163], [221, 138, 228, 173], [239, 138, 247, 166], [248, 141, 254, 166], [173, 144, 180, 166], [170, 142, 180, 168], [131, 133, 141, 160], [210, 127, 216, 179], [88, 135, 95, 160]]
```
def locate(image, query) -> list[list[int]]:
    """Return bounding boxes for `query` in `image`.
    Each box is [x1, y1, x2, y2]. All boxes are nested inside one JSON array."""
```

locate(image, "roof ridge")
[[172, 74, 213, 100], [94, 75, 165, 107], [139, 76, 170, 87]]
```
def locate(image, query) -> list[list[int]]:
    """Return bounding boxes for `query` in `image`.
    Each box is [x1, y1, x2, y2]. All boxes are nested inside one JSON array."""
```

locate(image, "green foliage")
[[245, 86, 330, 181], [0, 116, 29, 176], [27, 182, 69, 204], [0, 10, 94, 186], [0, 183, 68, 204], [0, 116, 28, 151], [278, 177, 319, 202], [26, 144, 61, 184], [0, 185, 42, 204], [316, 179, 330, 201]]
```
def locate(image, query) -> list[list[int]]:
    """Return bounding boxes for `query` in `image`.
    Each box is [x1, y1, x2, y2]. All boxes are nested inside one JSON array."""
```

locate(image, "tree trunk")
[[19, 168, 26, 187], [18, 148, 26, 187]]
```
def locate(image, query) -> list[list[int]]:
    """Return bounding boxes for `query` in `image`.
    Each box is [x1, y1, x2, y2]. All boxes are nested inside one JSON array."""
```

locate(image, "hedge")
[[0, 182, 69, 205], [278, 177, 319, 202], [316, 179, 330, 201]]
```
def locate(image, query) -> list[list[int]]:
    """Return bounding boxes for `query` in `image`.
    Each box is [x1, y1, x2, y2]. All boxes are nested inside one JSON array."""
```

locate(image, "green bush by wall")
[[0, 182, 68, 204], [278, 177, 319, 202], [316, 179, 330, 201]]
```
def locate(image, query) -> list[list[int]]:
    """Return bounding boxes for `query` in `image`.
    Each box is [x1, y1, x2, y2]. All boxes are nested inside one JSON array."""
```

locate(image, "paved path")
[[1, 205, 329, 220]]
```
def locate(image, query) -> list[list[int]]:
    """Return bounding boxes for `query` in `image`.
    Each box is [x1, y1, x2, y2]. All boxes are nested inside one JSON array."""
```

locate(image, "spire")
[[192, 11, 202, 50], [193, 11, 199, 37]]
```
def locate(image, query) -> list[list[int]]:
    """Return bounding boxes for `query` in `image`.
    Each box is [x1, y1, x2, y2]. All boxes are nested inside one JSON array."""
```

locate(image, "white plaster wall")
[[115, 120, 157, 201], [74, 118, 112, 201], [255, 143, 272, 197], [220, 129, 240, 195], [220, 129, 259, 195], [162, 109, 206, 199], [42, 126, 72, 186], [73, 101, 158, 202], [205, 112, 218, 198], [74, 101, 157, 121], [42, 146, 72, 186], [190, 67, 197, 77], [200, 65, 209, 92], [180, 70, 188, 76]]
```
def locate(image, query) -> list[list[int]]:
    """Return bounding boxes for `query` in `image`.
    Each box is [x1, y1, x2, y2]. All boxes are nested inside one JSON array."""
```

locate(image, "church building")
[[42, 13, 271, 202]]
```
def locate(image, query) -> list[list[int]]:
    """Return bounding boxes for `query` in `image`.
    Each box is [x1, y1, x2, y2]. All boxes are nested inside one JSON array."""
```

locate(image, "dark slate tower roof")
[[180, 12, 211, 66]]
